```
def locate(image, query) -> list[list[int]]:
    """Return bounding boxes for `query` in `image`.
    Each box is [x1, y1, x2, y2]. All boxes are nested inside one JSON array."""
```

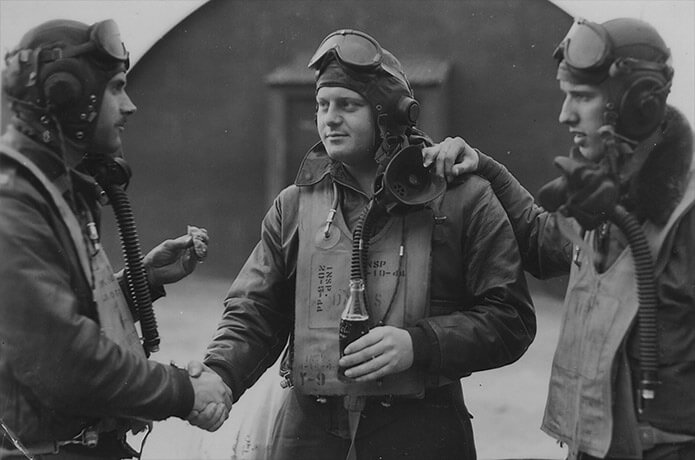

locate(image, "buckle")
[[279, 368, 294, 389], [59, 426, 99, 448], [379, 395, 393, 408], [37, 48, 63, 63], [18, 49, 32, 63]]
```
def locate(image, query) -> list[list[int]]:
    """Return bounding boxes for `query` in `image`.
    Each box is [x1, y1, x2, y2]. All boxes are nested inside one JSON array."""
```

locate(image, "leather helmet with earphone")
[[311, 30, 444, 214], [555, 17, 673, 142], [312, 39, 419, 147], [607, 59, 671, 140], [1, 19, 129, 145]]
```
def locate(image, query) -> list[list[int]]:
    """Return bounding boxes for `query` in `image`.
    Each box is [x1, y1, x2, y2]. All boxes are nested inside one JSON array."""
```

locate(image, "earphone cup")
[[395, 96, 419, 125], [42, 71, 82, 107], [618, 76, 666, 140]]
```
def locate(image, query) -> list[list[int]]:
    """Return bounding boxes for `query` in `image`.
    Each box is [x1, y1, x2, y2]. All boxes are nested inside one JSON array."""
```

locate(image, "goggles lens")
[[308, 29, 382, 69], [556, 19, 609, 70], [91, 19, 129, 63]]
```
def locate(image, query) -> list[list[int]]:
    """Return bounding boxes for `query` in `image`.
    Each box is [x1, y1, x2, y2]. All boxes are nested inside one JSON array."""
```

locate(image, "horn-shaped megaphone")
[[376, 144, 446, 215]]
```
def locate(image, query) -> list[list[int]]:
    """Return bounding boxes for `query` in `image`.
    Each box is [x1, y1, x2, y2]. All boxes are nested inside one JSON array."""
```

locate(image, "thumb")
[[170, 234, 194, 250], [421, 145, 437, 168], [187, 360, 205, 378]]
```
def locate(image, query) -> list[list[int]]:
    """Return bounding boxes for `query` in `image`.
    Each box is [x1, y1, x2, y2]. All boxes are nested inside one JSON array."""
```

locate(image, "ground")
[[135, 276, 569, 460]]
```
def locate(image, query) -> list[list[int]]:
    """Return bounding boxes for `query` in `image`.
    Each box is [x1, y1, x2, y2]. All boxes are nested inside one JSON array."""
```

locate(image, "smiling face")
[[316, 86, 376, 171], [91, 72, 136, 156], [558, 79, 609, 162]]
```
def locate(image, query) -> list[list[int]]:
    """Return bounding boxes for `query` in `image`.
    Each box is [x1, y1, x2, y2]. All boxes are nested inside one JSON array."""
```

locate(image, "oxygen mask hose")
[[608, 205, 659, 413], [104, 183, 160, 356], [84, 154, 160, 357], [82, 155, 159, 357]]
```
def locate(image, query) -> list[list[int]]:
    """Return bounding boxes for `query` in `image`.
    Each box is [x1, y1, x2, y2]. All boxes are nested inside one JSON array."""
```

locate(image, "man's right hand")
[[422, 136, 479, 182], [186, 360, 233, 432]]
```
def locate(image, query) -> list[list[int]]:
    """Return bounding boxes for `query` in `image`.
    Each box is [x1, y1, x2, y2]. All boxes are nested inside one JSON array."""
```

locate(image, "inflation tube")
[[104, 184, 160, 357], [608, 205, 659, 413]]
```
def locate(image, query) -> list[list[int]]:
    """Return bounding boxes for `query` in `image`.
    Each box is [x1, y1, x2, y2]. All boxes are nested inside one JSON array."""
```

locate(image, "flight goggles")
[[308, 29, 408, 86], [89, 19, 129, 64], [553, 18, 613, 71], [34, 19, 130, 69]]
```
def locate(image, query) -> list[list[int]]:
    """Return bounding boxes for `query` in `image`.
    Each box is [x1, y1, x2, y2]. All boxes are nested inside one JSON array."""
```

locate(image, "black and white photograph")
[[1, 1, 694, 459]]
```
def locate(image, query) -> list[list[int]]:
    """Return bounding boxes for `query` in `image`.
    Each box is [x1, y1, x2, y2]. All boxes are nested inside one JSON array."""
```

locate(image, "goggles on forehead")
[[89, 19, 129, 64], [26, 19, 130, 69], [553, 18, 612, 71], [309, 29, 383, 70], [308, 29, 409, 89]]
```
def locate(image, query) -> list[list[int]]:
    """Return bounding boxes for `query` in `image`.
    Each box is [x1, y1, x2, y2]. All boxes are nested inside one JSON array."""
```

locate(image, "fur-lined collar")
[[628, 106, 694, 225]]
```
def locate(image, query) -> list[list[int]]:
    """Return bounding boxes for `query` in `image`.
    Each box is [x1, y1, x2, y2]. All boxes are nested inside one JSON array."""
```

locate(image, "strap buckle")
[[59, 426, 99, 449], [279, 368, 294, 389]]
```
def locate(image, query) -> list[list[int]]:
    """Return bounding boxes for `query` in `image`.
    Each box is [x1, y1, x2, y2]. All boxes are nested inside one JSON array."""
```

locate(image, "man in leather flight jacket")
[[0, 18, 231, 459], [202, 29, 536, 460]]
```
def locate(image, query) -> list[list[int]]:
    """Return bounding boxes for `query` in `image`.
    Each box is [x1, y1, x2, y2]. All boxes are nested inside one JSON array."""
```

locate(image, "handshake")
[[185, 361, 233, 432]]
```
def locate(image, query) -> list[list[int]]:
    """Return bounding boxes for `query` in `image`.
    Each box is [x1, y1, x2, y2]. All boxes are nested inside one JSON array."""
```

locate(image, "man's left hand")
[[538, 157, 619, 230], [338, 326, 414, 382], [143, 226, 209, 286]]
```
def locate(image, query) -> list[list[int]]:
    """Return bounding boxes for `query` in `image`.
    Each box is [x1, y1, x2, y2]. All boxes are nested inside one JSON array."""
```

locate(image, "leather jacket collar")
[[294, 141, 370, 197], [3, 124, 101, 205]]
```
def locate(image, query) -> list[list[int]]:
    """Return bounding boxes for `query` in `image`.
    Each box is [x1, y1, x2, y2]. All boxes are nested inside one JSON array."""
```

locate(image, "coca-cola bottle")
[[338, 279, 370, 381]]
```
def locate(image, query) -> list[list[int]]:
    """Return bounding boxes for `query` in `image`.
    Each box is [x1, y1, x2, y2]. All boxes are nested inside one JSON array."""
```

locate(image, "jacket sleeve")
[[204, 187, 297, 402], [408, 175, 536, 380], [477, 150, 572, 279], [0, 187, 194, 421]]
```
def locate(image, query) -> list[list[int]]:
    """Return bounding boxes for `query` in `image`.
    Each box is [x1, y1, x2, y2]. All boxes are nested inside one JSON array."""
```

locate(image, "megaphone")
[[376, 144, 446, 215]]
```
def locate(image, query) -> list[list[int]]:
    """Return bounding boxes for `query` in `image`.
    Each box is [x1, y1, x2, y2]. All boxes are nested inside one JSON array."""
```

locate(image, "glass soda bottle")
[[338, 279, 370, 380]]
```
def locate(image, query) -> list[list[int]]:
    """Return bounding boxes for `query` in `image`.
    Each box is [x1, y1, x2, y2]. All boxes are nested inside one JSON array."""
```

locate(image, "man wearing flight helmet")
[[0, 19, 231, 459], [442, 17, 695, 459], [202, 29, 535, 459]]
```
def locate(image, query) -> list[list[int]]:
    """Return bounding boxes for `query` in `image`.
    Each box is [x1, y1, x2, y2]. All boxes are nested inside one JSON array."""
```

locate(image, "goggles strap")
[[36, 42, 97, 63], [609, 58, 671, 78]]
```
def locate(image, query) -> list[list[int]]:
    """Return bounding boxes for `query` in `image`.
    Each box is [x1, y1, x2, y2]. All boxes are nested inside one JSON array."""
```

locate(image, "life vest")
[[542, 167, 695, 458], [0, 145, 145, 359], [292, 178, 433, 396]]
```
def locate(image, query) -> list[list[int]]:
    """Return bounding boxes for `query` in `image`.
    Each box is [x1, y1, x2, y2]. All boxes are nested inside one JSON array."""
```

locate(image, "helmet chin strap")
[[598, 123, 639, 148], [599, 90, 640, 149], [597, 120, 663, 201], [373, 111, 410, 168], [598, 123, 636, 178]]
